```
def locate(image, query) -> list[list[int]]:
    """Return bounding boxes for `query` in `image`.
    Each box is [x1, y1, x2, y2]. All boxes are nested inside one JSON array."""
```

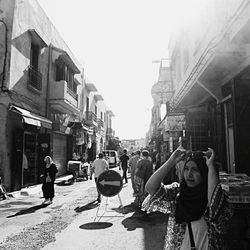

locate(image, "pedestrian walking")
[[89, 161, 94, 180], [143, 147, 233, 249], [133, 150, 153, 208], [128, 152, 135, 173], [154, 152, 161, 172], [41, 156, 58, 204], [128, 150, 141, 195], [92, 153, 109, 202], [119, 149, 129, 184]]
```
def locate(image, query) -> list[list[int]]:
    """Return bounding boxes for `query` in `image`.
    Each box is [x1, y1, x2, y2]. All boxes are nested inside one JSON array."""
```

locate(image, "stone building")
[[0, 0, 115, 191], [168, 0, 250, 176]]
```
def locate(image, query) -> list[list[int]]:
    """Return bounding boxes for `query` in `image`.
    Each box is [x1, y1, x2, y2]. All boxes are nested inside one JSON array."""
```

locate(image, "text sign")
[[97, 170, 122, 197]]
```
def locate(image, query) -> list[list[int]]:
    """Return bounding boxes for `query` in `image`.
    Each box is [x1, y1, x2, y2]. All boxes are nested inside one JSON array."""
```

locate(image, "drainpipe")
[[45, 44, 52, 155], [0, 19, 8, 92], [46, 44, 52, 119]]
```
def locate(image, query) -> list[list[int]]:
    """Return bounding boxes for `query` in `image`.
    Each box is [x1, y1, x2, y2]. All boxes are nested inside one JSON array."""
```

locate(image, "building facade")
[[147, 0, 250, 177], [0, 0, 115, 191], [168, 0, 250, 176]]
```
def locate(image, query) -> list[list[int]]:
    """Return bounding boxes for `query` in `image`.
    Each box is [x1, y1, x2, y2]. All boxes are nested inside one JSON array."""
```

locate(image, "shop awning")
[[10, 105, 52, 129]]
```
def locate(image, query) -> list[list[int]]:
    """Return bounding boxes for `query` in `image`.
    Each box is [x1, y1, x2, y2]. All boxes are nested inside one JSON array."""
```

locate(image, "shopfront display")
[[220, 172, 250, 249]]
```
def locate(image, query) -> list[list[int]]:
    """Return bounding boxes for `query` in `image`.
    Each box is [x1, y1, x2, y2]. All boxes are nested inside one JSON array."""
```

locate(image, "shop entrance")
[[23, 132, 37, 186]]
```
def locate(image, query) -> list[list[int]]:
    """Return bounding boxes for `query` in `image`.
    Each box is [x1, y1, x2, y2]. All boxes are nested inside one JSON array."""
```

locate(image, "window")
[[28, 43, 42, 91], [55, 59, 77, 95], [73, 81, 77, 93], [56, 61, 64, 81], [30, 43, 39, 70], [66, 68, 74, 90], [86, 97, 89, 112]]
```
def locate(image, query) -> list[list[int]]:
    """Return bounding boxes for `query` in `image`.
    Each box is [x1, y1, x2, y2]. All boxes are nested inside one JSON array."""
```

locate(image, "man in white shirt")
[[92, 153, 109, 202]]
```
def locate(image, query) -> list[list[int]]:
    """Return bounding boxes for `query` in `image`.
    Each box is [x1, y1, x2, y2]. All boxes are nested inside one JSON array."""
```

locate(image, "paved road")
[[0, 169, 168, 250]]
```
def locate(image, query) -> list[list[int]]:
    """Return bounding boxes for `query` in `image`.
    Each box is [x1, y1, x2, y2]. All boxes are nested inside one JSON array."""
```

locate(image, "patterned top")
[[142, 182, 233, 250]]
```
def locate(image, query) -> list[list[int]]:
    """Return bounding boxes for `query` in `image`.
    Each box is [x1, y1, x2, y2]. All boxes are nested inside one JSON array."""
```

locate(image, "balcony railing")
[[49, 80, 79, 114], [84, 111, 97, 127], [28, 66, 42, 91], [67, 87, 78, 101], [97, 118, 104, 127]]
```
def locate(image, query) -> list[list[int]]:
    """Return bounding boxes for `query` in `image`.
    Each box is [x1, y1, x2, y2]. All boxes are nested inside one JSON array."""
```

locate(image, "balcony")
[[49, 80, 79, 115], [97, 118, 104, 132], [28, 66, 42, 91], [106, 128, 114, 137], [172, 0, 250, 107], [84, 111, 98, 127]]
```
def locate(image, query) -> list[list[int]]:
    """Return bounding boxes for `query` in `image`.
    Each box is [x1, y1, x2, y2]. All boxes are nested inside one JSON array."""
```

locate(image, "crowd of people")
[[40, 146, 233, 249]]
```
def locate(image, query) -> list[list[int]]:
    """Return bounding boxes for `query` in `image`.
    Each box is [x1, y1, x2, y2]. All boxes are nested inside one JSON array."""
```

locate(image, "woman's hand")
[[204, 147, 215, 168], [145, 146, 186, 195], [169, 146, 186, 164]]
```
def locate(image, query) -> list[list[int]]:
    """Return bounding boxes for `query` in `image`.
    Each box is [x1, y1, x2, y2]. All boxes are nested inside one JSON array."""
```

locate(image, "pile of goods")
[[220, 172, 250, 203]]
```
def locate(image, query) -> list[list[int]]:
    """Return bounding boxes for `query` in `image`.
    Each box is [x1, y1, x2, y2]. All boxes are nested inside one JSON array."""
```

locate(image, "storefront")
[[9, 105, 52, 190], [52, 133, 67, 176]]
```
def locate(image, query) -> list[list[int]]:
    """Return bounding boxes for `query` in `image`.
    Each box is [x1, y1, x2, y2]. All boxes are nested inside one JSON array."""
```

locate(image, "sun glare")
[[167, 0, 209, 32]]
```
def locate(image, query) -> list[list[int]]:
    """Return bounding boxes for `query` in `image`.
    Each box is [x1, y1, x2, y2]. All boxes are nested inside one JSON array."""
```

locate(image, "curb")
[[9, 174, 74, 198]]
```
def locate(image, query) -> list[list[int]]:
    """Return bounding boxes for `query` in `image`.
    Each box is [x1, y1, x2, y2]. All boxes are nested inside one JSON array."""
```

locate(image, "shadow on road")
[[7, 203, 49, 218], [111, 203, 140, 214], [0, 201, 34, 208], [122, 210, 168, 250], [121, 210, 167, 230], [79, 222, 113, 230], [74, 200, 99, 213]]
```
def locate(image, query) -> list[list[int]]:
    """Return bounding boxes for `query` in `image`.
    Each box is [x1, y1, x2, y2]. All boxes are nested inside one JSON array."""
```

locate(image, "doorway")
[[22, 132, 37, 186], [224, 99, 235, 173]]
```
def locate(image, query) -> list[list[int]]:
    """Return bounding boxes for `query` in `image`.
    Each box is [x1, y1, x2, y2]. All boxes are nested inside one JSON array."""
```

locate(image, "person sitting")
[[72, 152, 80, 161], [142, 146, 233, 249]]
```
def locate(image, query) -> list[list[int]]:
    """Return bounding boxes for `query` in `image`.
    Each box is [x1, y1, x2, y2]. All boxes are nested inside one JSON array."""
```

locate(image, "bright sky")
[[38, 0, 206, 140]]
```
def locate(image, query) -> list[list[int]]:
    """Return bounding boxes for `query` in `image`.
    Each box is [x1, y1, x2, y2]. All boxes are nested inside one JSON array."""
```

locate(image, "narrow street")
[[0, 170, 168, 250]]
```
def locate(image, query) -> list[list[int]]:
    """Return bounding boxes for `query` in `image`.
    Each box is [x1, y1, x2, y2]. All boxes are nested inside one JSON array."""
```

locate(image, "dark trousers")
[[42, 182, 55, 200], [122, 167, 128, 183], [95, 177, 101, 199]]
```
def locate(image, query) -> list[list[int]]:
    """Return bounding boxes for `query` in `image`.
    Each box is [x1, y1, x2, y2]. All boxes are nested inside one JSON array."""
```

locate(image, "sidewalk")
[[0, 172, 168, 249], [43, 174, 168, 250], [9, 174, 74, 198]]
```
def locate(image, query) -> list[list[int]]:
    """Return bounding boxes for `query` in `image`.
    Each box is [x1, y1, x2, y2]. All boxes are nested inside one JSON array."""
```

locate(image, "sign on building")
[[164, 114, 185, 131]]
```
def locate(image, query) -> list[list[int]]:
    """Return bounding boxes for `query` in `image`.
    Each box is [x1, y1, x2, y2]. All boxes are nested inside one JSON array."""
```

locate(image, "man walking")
[[134, 150, 153, 208], [92, 153, 109, 202], [119, 149, 129, 184], [128, 150, 141, 195]]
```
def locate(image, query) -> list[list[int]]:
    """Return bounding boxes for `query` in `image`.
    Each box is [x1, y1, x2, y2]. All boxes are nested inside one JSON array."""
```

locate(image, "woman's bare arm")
[[204, 148, 219, 204], [145, 147, 186, 195]]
